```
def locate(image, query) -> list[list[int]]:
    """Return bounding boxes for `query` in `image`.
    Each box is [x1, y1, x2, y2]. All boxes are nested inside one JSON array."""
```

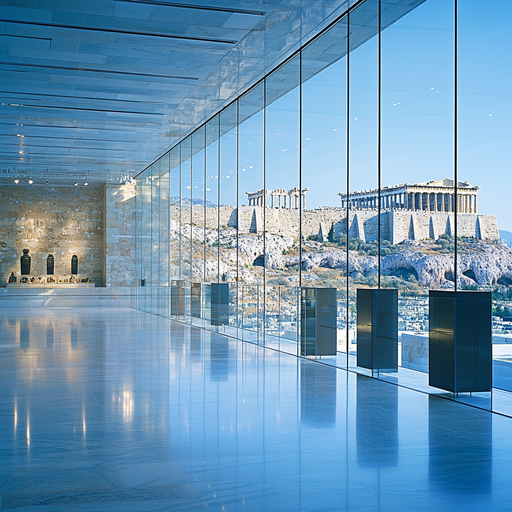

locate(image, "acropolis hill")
[[183, 178, 499, 244]]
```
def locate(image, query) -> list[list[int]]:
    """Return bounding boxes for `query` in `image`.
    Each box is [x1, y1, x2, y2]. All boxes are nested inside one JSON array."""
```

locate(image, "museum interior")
[[2, 0, 512, 510]]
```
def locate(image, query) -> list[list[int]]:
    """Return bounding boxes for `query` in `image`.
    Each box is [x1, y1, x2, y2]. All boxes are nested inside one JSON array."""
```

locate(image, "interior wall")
[[0, 185, 104, 285], [104, 183, 136, 288]]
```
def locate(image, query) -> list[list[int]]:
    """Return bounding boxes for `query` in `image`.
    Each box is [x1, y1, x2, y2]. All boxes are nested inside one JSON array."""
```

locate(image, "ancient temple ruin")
[[338, 178, 479, 214], [246, 187, 309, 209]]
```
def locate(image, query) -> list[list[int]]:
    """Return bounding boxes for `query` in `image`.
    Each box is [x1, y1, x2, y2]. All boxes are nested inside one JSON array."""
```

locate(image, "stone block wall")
[[185, 204, 499, 244], [104, 183, 136, 287], [0, 185, 104, 286]]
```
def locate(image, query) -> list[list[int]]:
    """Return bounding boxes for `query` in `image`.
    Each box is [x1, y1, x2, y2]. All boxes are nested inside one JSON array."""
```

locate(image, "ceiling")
[[0, 0, 356, 186]]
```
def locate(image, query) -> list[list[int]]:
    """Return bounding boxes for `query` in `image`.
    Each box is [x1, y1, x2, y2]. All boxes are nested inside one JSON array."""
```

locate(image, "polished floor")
[[1, 309, 512, 511]]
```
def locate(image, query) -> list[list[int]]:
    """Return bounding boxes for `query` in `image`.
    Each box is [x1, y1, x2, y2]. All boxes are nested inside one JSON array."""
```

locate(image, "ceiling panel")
[[0, 0, 357, 186]]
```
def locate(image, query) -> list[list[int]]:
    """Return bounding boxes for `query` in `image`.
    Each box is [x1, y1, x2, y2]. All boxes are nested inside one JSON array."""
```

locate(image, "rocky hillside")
[[176, 221, 512, 290]]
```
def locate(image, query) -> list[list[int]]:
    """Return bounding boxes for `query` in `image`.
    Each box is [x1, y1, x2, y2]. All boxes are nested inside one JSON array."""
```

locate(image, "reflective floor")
[[1, 308, 512, 511]]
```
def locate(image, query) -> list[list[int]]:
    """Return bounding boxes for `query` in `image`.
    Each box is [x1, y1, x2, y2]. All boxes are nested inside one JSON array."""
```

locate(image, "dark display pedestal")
[[429, 290, 492, 393], [171, 280, 185, 316], [357, 288, 398, 372], [191, 282, 203, 318], [211, 283, 229, 326], [300, 287, 337, 356]]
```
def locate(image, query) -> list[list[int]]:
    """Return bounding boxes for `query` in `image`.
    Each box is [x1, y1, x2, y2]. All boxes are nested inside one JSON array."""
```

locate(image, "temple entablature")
[[338, 178, 479, 214], [246, 187, 308, 209]]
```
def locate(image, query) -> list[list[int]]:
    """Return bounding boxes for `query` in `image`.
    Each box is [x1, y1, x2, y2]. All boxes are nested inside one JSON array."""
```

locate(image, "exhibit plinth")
[[191, 282, 204, 318], [211, 283, 229, 326], [300, 287, 337, 357], [171, 280, 185, 316], [429, 290, 492, 393], [357, 288, 398, 372]]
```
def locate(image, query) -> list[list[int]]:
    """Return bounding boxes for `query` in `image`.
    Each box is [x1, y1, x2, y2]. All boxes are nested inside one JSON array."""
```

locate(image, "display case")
[[171, 279, 185, 316], [429, 290, 492, 393], [300, 287, 337, 356], [191, 282, 203, 318], [211, 283, 229, 326], [357, 288, 398, 372]]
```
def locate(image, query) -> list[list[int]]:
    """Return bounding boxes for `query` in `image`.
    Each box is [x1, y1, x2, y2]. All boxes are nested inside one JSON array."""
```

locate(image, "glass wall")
[[133, 0, 512, 417]]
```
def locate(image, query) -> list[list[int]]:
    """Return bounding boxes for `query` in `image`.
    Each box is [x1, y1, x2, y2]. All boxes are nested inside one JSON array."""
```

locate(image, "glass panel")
[[301, 17, 348, 366], [204, 116, 220, 331], [191, 128, 206, 327], [170, 146, 181, 282], [458, 0, 511, 413], [219, 104, 238, 337], [181, 137, 192, 322], [151, 163, 160, 316], [379, 0, 455, 389], [265, 55, 301, 354], [159, 154, 170, 318], [348, 0, 379, 375], [141, 169, 152, 313], [238, 83, 265, 344]]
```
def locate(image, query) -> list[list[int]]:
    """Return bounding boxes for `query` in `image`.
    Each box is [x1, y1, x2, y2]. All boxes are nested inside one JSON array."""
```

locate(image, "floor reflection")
[[19, 319, 30, 350], [300, 360, 336, 428], [0, 308, 510, 511], [356, 374, 399, 468], [429, 395, 492, 495], [209, 335, 230, 382]]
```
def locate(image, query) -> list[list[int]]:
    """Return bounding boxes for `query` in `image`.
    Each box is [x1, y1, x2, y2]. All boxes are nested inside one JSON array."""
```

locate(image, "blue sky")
[[210, 0, 512, 231]]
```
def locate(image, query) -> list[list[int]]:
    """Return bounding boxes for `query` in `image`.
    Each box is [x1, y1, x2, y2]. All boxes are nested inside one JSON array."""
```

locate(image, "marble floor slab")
[[1, 307, 512, 510]]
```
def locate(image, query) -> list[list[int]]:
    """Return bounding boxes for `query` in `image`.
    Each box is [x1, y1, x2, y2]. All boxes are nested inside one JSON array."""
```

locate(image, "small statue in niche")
[[70, 276, 76, 283], [20, 249, 31, 275], [21, 277, 28, 284], [47, 277, 55, 284], [71, 255, 78, 275], [8, 272, 16, 284], [47, 254, 54, 275]]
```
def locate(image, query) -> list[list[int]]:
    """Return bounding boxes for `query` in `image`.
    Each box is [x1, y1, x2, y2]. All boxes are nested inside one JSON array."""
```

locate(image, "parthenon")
[[338, 178, 479, 214], [246, 187, 309, 209]]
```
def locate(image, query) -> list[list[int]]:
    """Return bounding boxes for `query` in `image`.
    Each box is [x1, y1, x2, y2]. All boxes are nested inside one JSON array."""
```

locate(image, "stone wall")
[[104, 183, 136, 287], [185, 204, 499, 243], [0, 185, 104, 286]]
